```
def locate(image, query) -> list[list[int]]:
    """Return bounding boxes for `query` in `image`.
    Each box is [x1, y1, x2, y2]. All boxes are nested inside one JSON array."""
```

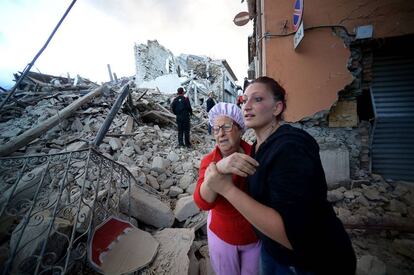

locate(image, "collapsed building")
[[134, 40, 240, 105]]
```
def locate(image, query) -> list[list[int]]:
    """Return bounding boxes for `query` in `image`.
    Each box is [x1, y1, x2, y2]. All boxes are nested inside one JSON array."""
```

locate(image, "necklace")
[[256, 120, 279, 151]]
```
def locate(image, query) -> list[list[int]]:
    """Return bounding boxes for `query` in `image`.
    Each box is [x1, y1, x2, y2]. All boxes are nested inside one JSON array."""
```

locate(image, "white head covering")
[[208, 102, 246, 132]]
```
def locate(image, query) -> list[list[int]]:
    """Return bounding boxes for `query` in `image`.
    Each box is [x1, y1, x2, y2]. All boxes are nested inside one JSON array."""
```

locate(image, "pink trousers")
[[207, 211, 261, 275]]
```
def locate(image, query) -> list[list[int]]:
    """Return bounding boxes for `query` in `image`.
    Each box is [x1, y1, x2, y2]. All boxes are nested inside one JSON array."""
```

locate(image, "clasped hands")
[[204, 152, 258, 196]]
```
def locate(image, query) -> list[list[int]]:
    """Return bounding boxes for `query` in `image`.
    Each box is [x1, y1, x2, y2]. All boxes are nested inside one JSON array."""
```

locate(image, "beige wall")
[[261, 0, 414, 122]]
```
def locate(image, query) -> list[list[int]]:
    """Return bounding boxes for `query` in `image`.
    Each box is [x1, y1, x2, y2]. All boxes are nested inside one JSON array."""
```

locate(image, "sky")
[[0, 0, 253, 89]]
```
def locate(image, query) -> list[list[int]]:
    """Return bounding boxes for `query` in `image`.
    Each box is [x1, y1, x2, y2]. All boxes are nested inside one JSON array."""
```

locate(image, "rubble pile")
[[0, 72, 413, 274], [0, 74, 215, 274], [329, 176, 414, 274]]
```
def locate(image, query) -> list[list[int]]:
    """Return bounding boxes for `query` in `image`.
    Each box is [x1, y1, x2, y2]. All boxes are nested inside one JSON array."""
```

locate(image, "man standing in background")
[[171, 87, 193, 148], [206, 91, 216, 134]]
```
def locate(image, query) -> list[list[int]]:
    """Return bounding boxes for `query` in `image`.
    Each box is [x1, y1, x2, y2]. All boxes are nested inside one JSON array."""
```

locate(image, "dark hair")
[[177, 87, 184, 94], [250, 76, 286, 120]]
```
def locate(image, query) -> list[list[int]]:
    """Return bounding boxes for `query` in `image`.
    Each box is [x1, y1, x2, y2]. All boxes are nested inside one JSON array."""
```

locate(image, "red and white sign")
[[88, 216, 158, 274], [293, 0, 304, 49], [293, 0, 304, 32]]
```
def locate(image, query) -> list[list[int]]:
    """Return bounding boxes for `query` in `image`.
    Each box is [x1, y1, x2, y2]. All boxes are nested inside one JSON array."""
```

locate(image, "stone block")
[[320, 149, 350, 187]]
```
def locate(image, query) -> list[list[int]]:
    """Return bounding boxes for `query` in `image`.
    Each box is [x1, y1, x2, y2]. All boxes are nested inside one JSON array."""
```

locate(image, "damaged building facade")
[[246, 0, 414, 184], [134, 40, 239, 105]]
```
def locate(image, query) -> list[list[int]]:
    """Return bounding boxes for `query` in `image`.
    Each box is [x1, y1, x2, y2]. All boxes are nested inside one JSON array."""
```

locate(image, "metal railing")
[[0, 148, 144, 274]]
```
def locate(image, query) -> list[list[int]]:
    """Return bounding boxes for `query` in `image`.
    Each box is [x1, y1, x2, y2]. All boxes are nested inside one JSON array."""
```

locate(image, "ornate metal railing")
[[0, 148, 146, 274]]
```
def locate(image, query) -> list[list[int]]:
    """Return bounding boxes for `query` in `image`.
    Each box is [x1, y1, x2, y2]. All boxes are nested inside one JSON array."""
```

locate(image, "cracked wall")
[[260, 0, 414, 122]]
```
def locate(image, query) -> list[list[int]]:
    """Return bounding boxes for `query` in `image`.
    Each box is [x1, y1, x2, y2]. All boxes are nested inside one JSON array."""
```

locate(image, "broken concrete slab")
[[141, 228, 194, 275], [174, 195, 200, 222], [120, 184, 174, 228]]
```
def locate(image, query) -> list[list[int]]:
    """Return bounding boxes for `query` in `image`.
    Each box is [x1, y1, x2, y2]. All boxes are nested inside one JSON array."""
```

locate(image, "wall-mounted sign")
[[293, 0, 304, 32], [293, 0, 304, 49], [294, 21, 304, 49], [233, 11, 250, 26]]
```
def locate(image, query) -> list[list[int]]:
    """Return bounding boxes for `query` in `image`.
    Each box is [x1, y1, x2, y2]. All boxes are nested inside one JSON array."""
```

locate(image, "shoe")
[[185, 144, 192, 149], [176, 144, 185, 148]]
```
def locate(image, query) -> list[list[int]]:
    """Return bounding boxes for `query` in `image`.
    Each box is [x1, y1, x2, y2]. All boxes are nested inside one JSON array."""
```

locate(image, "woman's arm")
[[215, 152, 259, 177], [205, 163, 292, 250], [200, 150, 258, 203], [194, 156, 218, 209], [199, 176, 218, 203]]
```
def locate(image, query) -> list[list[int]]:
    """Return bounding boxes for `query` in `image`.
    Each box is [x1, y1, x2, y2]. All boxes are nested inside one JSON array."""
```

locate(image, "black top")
[[171, 95, 193, 120], [243, 78, 250, 91], [248, 124, 356, 274], [206, 97, 216, 112]]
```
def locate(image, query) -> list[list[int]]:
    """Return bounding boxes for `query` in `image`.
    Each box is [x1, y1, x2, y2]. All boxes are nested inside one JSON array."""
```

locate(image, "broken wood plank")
[[192, 119, 208, 132], [155, 103, 175, 117], [342, 216, 414, 233], [106, 132, 138, 137], [26, 76, 49, 86], [122, 116, 134, 134], [0, 85, 105, 157], [135, 89, 149, 102], [141, 110, 177, 126]]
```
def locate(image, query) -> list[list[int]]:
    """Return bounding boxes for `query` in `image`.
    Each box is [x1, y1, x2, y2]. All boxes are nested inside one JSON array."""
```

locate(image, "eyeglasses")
[[213, 122, 234, 135]]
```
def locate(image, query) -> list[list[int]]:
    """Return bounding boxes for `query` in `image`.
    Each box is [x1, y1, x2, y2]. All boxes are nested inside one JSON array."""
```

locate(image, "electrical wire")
[[258, 24, 356, 41]]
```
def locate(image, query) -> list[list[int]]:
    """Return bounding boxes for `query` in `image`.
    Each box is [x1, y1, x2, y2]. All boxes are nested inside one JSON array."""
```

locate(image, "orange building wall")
[[262, 0, 414, 122]]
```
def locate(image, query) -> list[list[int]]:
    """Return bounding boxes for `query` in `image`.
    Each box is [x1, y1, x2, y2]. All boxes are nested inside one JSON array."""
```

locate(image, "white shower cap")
[[208, 102, 246, 132]]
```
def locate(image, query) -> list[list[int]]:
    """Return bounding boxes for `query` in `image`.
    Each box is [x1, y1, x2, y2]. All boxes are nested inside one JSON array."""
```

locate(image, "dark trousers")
[[260, 246, 314, 275], [177, 118, 191, 146]]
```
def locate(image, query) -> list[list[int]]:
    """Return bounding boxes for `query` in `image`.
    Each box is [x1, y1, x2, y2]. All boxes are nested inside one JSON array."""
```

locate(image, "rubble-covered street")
[[0, 72, 413, 275]]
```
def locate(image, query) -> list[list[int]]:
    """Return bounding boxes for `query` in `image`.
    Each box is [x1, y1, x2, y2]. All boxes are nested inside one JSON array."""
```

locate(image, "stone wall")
[[291, 119, 371, 181], [134, 40, 175, 84]]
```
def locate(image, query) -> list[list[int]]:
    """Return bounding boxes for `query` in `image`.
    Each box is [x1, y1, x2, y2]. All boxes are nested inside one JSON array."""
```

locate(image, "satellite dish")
[[233, 11, 250, 26]]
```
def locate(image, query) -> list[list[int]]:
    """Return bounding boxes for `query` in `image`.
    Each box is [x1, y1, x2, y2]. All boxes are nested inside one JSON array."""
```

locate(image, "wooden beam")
[[342, 216, 414, 233], [0, 85, 104, 157]]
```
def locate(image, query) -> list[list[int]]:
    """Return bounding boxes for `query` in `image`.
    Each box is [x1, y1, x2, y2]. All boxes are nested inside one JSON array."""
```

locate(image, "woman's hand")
[[216, 152, 259, 177], [205, 162, 234, 196]]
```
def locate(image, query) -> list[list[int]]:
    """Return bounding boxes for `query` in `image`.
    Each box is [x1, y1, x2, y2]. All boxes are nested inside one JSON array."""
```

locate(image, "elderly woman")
[[193, 102, 261, 275]]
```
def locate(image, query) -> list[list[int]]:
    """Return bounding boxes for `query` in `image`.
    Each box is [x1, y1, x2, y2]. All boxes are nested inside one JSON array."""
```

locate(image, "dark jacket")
[[248, 124, 356, 274], [206, 97, 216, 113], [171, 95, 192, 121]]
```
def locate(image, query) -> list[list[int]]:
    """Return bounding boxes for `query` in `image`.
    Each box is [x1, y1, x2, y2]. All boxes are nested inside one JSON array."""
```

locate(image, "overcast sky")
[[0, 0, 252, 89]]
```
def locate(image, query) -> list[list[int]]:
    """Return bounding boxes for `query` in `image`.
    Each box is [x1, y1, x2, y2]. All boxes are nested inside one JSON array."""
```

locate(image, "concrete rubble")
[[0, 71, 413, 274], [134, 40, 240, 105]]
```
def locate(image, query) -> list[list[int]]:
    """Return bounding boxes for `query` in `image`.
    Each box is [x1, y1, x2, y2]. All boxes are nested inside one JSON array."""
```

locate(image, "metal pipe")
[[93, 82, 131, 147]]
